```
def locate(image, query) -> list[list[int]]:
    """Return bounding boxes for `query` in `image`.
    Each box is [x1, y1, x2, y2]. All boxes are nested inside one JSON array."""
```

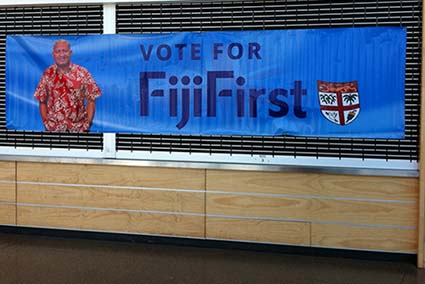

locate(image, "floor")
[[0, 230, 423, 284]]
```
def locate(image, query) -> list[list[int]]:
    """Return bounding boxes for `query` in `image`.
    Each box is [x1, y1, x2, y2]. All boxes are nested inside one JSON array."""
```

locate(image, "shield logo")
[[317, 80, 360, 126]]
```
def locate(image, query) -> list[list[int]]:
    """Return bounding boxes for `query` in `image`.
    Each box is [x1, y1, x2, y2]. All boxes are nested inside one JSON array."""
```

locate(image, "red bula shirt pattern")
[[34, 63, 102, 132]]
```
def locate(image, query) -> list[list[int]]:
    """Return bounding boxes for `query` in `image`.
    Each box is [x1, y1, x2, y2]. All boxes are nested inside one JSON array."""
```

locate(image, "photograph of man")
[[34, 39, 102, 132]]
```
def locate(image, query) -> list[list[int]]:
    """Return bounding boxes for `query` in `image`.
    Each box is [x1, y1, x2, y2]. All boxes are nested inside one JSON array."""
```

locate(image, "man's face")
[[52, 42, 72, 68]]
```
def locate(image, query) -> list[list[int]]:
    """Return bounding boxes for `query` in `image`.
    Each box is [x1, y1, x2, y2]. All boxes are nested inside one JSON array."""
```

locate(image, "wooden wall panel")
[[206, 217, 309, 245], [80, 210, 205, 237], [207, 170, 418, 201], [418, 0, 425, 267], [0, 161, 15, 181], [18, 206, 81, 229], [0, 162, 16, 225], [18, 206, 204, 238], [0, 185, 15, 203], [16, 162, 205, 238], [125, 213, 204, 237], [207, 193, 417, 227], [206, 169, 418, 252], [0, 161, 15, 203], [13, 162, 420, 255], [0, 204, 16, 225], [18, 184, 204, 214], [18, 162, 204, 190], [311, 223, 417, 253]]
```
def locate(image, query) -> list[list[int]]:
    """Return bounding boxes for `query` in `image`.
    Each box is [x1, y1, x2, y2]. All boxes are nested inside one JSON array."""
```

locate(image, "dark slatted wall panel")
[[0, 5, 103, 150], [115, 0, 421, 161]]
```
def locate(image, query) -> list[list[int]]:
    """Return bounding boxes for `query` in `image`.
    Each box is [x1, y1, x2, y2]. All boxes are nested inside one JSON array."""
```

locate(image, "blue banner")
[[6, 27, 406, 137]]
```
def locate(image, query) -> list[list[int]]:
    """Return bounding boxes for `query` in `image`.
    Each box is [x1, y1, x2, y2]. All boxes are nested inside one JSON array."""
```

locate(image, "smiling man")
[[34, 39, 102, 132]]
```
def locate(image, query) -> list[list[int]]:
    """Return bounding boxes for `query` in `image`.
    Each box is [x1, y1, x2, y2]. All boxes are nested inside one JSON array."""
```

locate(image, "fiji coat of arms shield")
[[317, 81, 360, 126]]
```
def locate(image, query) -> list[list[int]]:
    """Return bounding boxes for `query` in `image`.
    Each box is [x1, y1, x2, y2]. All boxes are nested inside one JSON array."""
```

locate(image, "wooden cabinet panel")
[[18, 184, 204, 214], [0, 162, 15, 181], [207, 170, 418, 201], [0, 184, 15, 203], [18, 162, 204, 190], [206, 217, 310, 245], [207, 193, 417, 227], [311, 223, 417, 253], [14, 163, 420, 254], [0, 204, 15, 225], [0, 161, 16, 203], [126, 212, 204, 237], [17, 162, 206, 238], [18, 206, 81, 229], [82, 210, 204, 237], [18, 206, 204, 238]]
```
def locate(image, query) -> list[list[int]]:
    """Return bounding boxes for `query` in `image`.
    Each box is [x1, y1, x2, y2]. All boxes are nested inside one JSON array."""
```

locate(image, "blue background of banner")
[[6, 27, 406, 138]]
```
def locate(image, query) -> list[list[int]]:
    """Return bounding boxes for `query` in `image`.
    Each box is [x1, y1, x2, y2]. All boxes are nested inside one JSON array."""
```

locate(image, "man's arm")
[[39, 102, 48, 124], [82, 67, 101, 131], [87, 99, 96, 129]]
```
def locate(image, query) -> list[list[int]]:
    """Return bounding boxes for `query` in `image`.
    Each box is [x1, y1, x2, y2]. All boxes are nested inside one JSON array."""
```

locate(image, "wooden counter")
[[0, 160, 418, 258]]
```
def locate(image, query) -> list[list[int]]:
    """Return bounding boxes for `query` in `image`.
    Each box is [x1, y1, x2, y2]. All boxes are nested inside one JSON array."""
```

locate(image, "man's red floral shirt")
[[34, 63, 101, 132]]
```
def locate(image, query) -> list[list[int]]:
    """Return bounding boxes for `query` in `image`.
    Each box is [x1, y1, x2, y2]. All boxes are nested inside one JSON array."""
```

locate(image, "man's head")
[[52, 39, 72, 70]]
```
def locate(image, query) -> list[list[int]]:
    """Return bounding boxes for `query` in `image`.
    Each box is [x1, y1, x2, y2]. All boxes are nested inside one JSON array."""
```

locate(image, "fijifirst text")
[[139, 42, 307, 129], [140, 71, 307, 129]]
